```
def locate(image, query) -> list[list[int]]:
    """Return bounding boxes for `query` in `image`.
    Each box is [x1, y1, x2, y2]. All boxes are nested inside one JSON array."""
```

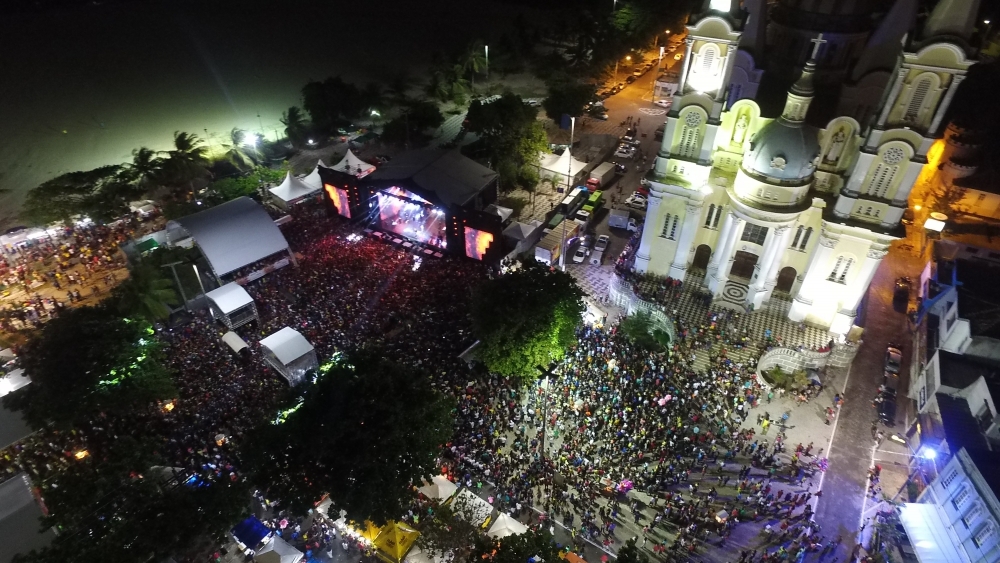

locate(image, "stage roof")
[[366, 149, 497, 208], [169, 197, 290, 276], [206, 282, 254, 314], [260, 327, 314, 366]]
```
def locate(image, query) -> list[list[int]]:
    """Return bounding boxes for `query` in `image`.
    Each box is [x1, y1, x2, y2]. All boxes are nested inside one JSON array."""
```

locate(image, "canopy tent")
[[486, 513, 527, 539], [269, 171, 322, 210], [405, 546, 453, 563], [222, 332, 250, 356], [374, 521, 420, 563], [359, 520, 383, 543], [453, 489, 493, 526], [259, 327, 317, 386], [206, 282, 258, 329], [537, 150, 586, 189], [417, 475, 458, 501], [0, 369, 31, 398], [232, 516, 272, 551], [167, 197, 293, 278], [301, 160, 329, 191], [255, 536, 303, 563], [331, 149, 376, 178]]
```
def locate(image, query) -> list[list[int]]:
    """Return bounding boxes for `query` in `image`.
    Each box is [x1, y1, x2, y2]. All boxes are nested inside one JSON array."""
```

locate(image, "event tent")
[[417, 475, 458, 501], [374, 521, 420, 563], [206, 282, 258, 329], [359, 520, 383, 543], [331, 150, 376, 178], [453, 489, 493, 526], [486, 513, 527, 539], [269, 171, 322, 210], [405, 546, 453, 563], [259, 327, 317, 386], [222, 332, 250, 356], [301, 160, 328, 191], [537, 150, 586, 189], [167, 197, 293, 279], [255, 536, 303, 563], [232, 516, 272, 551]]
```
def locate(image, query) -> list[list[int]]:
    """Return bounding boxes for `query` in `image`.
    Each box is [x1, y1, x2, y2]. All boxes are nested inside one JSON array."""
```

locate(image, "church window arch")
[[712, 205, 722, 228], [864, 162, 900, 198], [677, 112, 703, 159], [700, 44, 719, 76], [660, 213, 673, 238], [705, 204, 716, 228], [827, 255, 854, 283], [791, 226, 803, 248], [799, 227, 813, 250], [904, 73, 938, 125]]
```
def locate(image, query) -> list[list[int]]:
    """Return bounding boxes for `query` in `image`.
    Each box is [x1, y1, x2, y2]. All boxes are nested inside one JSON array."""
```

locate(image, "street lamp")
[[614, 55, 632, 84], [485, 45, 489, 80], [559, 117, 575, 272]]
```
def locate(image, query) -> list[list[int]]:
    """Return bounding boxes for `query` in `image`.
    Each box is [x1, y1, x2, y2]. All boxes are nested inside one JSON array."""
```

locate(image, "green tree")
[[542, 80, 596, 120], [281, 106, 309, 146], [464, 93, 548, 191], [619, 310, 669, 352], [223, 128, 257, 171], [471, 262, 585, 381], [1, 306, 175, 429], [414, 497, 482, 561], [127, 147, 164, 190], [301, 76, 365, 131], [381, 100, 445, 147], [473, 529, 561, 563], [21, 165, 136, 225], [616, 537, 650, 563], [243, 350, 455, 523], [161, 131, 211, 196], [111, 263, 180, 322]]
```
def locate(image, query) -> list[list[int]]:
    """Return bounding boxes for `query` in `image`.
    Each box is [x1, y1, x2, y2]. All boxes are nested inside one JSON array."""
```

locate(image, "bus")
[[558, 187, 588, 216]]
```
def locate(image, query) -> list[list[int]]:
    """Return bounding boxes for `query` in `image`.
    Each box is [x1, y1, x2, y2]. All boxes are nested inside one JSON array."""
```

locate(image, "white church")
[[633, 0, 984, 334]]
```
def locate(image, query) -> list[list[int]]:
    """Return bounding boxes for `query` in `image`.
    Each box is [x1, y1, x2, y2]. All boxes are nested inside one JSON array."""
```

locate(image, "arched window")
[[828, 255, 854, 283], [678, 123, 700, 159], [712, 206, 722, 228], [864, 163, 899, 198], [799, 227, 813, 250], [828, 257, 843, 281], [669, 215, 679, 240], [660, 213, 673, 238], [838, 258, 854, 283], [705, 204, 716, 227], [701, 45, 717, 75], [905, 75, 933, 123], [791, 226, 803, 248]]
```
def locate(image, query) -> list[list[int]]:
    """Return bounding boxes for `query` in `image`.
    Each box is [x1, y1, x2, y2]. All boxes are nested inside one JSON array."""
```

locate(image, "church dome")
[[742, 118, 820, 184]]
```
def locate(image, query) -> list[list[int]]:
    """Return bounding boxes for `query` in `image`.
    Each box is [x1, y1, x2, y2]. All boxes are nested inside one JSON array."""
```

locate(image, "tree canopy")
[[111, 263, 179, 322], [1, 305, 175, 429], [381, 100, 445, 147], [471, 262, 584, 381], [243, 349, 455, 523], [618, 310, 670, 352], [615, 537, 651, 563], [21, 165, 143, 225], [472, 529, 562, 563], [542, 80, 597, 120], [465, 93, 549, 191]]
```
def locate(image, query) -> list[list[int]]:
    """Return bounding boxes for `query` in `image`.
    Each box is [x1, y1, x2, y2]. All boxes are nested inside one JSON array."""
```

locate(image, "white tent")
[[331, 149, 376, 178], [301, 160, 329, 191], [537, 150, 586, 189], [487, 513, 527, 539], [255, 536, 303, 563], [259, 327, 318, 386], [206, 282, 258, 329], [269, 172, 321, 209], [417, 475, 458, 501], [453, 489, 493, 526], [406, 546, 454, 563]]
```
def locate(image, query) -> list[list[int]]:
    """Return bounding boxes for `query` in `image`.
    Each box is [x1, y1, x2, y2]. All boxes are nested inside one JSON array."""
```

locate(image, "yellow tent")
[[358, 520, 383, 543], [374, 521, 420, 563]]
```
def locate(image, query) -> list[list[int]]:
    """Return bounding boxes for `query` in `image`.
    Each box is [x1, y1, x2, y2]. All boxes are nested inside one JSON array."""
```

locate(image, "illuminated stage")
[[376, 187, 447, 249]]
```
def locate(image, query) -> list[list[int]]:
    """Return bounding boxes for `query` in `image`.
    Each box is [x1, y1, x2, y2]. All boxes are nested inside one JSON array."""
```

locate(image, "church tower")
[[832, 0, 980, 228]]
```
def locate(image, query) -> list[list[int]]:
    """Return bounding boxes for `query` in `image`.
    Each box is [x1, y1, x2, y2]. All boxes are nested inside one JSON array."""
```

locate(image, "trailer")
[[534, 220, 581, 265], [608, 209, 638, 232]]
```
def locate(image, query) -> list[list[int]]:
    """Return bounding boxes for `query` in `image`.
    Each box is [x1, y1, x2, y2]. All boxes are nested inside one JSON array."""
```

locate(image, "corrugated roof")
[[171, 197, 290, 276]]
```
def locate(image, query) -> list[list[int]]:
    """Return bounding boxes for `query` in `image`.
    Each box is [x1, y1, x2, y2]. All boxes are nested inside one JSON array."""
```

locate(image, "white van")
[[589, 250, 604, 265]]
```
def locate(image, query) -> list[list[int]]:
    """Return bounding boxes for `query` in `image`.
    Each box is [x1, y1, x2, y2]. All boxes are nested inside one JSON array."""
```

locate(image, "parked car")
[[595, 235, 610, 252], [596, 112, 610, 121], [654, 99, 672, 108], [573, 246, 588, 263], [614, 163, 627, 174], [632, 68, 644, 77], [626, 194, 647, 209], [674, 53, 683, 61], [626, 76, 637, 84], [876, 388, 897, 426], [884, 345, 903, 376], [634, 185, 650, 196], [614, 145, 636, 159]]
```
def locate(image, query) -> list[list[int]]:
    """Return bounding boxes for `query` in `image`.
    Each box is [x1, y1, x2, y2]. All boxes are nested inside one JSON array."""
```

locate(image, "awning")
[[206, 282, 254, 315], [255, 536, 303, 563], [417, 475, 458, 501], [136, 238, 159, 253], [898, 503, 966, 563]]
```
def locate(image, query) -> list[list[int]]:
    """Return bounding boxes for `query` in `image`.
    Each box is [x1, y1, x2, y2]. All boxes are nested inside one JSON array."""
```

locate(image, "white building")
[[632, 0, 981, 334]]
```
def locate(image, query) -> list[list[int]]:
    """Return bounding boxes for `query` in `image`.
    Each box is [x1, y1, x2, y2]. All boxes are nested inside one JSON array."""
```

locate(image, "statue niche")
[[731, 110, 750, 147], [823, 127, 848, 165]]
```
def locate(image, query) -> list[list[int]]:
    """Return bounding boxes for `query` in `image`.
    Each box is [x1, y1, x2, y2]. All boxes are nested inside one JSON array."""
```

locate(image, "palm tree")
[[425, 70, 451, 102], [113, 264, 179, 322], [280, 106, 308, 146], [223, 128, 256, 171], [161, 131, 210, 196], [128, 147, 164, 189], [463, 41, 488, 89], [386, 74, 412, 107]]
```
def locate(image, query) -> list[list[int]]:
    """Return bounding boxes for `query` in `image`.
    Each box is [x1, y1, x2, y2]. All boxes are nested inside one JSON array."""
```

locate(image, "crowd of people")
[[0, 204, 837, 563]]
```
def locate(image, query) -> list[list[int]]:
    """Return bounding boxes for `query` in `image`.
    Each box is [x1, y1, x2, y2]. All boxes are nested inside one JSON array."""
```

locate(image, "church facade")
[[632, 0, 981, 334]]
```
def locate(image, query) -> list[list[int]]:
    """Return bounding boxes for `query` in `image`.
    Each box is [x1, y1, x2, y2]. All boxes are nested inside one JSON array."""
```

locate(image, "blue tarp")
[[232, 516, 270, 549]]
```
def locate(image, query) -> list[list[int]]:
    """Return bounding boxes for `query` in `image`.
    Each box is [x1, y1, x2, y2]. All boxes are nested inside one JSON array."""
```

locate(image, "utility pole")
[[559, 117, 575, 272], [535, 361, 559, 513], [162, 261, 189, 312]]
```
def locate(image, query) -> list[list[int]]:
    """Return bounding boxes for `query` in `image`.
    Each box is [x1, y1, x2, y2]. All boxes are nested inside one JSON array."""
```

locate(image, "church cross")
[[809, 34, 827, 60]]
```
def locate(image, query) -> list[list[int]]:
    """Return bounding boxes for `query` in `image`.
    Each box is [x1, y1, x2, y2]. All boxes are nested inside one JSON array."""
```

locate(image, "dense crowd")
[[0, 207, 834, 563]]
